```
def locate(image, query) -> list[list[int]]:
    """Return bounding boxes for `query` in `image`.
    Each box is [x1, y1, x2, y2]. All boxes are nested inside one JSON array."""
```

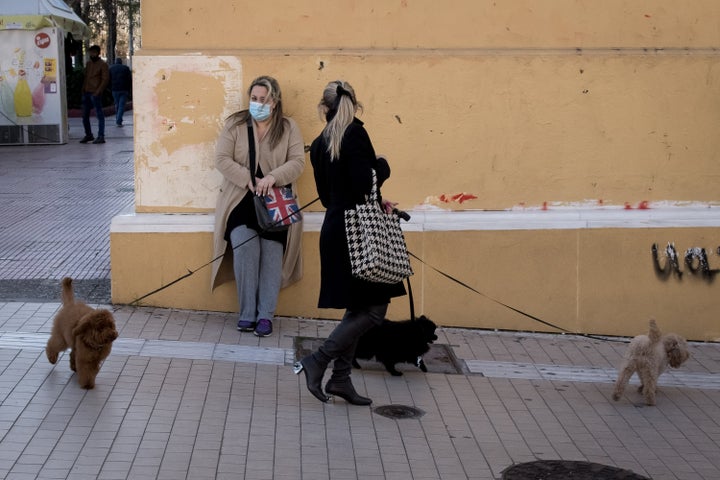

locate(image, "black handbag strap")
[[247, 122, 257, 188]]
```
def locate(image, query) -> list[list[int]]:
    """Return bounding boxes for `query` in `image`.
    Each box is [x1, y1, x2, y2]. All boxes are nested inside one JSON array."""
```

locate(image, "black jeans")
[[314, 303, 388, 379]]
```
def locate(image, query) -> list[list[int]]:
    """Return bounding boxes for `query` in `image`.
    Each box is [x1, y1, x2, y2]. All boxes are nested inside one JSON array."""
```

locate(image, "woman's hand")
[[254, 174, 276, 197], [382, 199, 398, 214]]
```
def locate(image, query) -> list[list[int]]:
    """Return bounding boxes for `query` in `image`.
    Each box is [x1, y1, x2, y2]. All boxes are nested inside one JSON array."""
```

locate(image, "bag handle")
[[246, 122, 257, 188], [368, 168, 379, 202]]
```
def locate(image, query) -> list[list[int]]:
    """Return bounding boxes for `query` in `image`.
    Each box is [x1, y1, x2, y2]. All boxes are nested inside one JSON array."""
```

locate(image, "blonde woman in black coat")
[[294, 80, 406, 405]]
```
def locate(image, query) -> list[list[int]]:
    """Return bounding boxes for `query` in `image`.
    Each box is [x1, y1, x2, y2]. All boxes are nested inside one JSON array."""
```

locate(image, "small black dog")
[[352, 315, 438, 376]]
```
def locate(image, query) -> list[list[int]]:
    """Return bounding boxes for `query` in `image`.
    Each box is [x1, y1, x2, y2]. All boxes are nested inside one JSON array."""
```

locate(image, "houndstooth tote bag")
[[344, 169, 413, 283]]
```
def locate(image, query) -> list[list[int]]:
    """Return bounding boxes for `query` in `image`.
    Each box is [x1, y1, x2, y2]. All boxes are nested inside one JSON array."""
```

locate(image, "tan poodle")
[[612, 319, 689, 405], [46, 277, 118, 389]]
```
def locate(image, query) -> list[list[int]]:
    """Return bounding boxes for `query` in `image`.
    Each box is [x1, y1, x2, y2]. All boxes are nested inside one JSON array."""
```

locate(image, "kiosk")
[[0, 0, 89, 145]]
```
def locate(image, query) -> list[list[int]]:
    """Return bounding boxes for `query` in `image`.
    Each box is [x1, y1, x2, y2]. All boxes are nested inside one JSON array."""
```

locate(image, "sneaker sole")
[[253, 331, 272, 337]]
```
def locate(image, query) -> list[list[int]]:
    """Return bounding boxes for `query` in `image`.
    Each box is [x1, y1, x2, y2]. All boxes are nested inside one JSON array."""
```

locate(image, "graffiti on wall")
[[652, 243, 719, 281]]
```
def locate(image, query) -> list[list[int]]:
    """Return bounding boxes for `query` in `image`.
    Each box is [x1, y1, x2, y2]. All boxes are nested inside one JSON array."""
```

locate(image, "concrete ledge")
[[110, 207, 720, 233]]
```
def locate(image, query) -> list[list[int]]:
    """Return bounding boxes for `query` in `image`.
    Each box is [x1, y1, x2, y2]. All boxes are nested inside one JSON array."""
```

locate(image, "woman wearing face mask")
[[294, 80, 406, 405], [211, 76, 305, 337]]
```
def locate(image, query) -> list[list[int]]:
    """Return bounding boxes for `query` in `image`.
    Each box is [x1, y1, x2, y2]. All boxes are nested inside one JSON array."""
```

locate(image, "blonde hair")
[[228, 75, 286, 148], [318, 80, 362, 161]]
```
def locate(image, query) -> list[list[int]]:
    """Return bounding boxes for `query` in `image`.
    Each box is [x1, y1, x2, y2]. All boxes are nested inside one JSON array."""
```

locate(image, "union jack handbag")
[[259, 186, 302, 231], [247, 123, 302, 232], [345, 169, 413, 283]]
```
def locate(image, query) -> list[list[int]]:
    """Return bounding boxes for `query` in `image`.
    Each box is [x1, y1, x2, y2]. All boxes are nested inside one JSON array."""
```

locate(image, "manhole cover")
[[373, 404, 425, 419], [294, 336, 463, 374], [502, 460, 650, 480]]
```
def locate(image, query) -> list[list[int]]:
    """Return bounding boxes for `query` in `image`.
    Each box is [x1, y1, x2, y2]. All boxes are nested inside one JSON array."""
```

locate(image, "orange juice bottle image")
[[14, 69, 33, 117]]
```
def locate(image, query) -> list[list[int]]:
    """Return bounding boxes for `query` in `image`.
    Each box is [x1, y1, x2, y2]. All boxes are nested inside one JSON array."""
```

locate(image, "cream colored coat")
[[211, 115, 306, 292]]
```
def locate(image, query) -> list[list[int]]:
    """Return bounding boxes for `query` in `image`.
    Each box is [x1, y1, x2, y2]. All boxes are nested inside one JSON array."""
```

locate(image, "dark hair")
[[88, 45, 101, 53]]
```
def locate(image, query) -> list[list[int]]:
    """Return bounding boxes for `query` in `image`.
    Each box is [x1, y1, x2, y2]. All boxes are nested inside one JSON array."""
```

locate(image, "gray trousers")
[[314, 304, 388, 379], [229, 225, 284, 323]]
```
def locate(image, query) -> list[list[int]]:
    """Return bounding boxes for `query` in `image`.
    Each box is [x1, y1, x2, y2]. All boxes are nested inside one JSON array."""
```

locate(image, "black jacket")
[[310, 118, 406, 309], [109, 62, 132, 92]]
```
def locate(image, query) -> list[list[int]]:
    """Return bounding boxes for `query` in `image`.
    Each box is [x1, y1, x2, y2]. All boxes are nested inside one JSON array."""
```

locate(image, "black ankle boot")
[[294, 355, 329, 403], [325, 378, 372, 406]]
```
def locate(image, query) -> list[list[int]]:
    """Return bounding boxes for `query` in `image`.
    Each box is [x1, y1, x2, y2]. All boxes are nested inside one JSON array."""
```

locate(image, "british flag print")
[[264, 187, 301, 226]]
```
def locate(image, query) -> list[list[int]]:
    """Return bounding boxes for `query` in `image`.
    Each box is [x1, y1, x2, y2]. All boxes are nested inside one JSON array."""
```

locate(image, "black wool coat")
[[310, 118, 406, 309]]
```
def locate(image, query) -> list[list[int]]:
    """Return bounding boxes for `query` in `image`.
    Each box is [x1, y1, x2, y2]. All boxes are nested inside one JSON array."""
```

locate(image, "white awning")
[[0, 0, 90, 38]]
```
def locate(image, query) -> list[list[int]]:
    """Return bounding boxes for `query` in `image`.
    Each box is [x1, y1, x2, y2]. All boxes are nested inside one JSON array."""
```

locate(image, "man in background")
[[109, 58, 132, 127], [80, 45, 109, 144]]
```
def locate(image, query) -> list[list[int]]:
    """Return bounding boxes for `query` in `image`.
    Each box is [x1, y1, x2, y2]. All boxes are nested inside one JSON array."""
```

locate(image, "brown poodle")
[[46, 277, 118, 389], [612, 319, 689, 405]]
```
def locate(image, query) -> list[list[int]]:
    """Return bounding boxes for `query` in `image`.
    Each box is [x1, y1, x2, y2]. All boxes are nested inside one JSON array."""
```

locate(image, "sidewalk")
[[0, 119, 719, 479], [0, 117, 133, 303]]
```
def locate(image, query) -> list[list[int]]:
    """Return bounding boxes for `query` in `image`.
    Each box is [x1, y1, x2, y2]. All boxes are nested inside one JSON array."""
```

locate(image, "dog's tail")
[[61, 277, 75, 306], [648, 318, 661, 343]]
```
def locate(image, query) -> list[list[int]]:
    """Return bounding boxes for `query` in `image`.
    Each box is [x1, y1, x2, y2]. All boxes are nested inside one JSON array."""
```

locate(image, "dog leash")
[[124, 196, 319, 306], [406, 251, 628, 344], [406, 277, 415, 321], [404, 276, 431, 371]]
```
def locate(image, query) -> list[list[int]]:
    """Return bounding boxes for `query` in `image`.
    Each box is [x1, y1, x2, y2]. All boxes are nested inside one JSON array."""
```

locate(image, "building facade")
[[111, 0, 720, 340]]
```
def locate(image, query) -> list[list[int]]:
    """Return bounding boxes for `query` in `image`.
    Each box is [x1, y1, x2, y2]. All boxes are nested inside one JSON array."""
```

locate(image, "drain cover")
[[502, 460, 649, 480], [373, 404, 425, 419], [294, 336, 463, 374]]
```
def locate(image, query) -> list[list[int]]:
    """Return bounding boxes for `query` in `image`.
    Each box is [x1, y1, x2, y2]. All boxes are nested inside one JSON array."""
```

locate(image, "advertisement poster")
[[0, 27, 62, 128]]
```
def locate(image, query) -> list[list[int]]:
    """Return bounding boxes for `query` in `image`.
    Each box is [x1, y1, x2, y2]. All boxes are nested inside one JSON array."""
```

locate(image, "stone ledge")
[[110, 207, 720, 234]]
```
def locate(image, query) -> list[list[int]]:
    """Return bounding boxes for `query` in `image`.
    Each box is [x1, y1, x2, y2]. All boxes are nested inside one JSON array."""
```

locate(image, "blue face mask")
[[249, 101, 272, 121]]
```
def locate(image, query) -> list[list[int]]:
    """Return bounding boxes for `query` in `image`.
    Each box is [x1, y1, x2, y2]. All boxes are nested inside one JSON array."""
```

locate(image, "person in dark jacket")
[[294, 80, 406, 405], [109, 58, 132, 127], [80, 45, 109, 144]]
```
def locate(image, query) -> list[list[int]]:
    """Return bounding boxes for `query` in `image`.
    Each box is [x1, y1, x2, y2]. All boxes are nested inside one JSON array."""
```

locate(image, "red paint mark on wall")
[[624, 201, 651, 210], [438, 193, 478, 204]]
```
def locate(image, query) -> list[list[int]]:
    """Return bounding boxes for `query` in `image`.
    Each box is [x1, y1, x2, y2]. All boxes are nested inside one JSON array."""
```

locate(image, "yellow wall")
[[141, 0, 720, 50], [111, 0, 720, 340], [133, 53, 720, 213]]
